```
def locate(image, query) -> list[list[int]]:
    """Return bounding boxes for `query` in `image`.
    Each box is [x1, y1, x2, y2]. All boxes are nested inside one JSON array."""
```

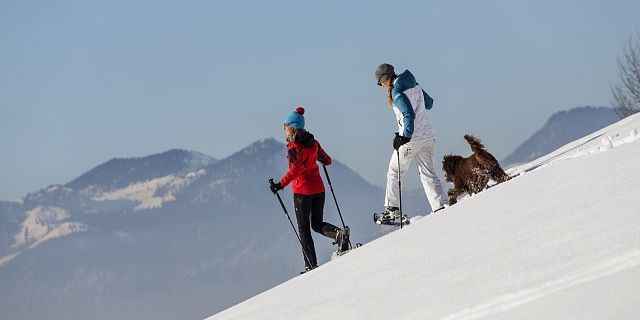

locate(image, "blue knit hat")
[[284, 106, 305, 129]]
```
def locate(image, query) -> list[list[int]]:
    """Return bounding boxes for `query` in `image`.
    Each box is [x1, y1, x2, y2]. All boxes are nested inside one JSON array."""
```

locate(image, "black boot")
[[334, 226, 350, 254], [300, 264, 318, 274]]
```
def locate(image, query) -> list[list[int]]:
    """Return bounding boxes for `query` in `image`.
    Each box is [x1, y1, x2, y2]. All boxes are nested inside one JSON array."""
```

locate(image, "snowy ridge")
[[93, 169, 206, 211], [8, 198, 24, 204], [0, 253, 19, 269], [65, 149, 216, 192], [509, 113, 640, 176], [501, 106, 619, 167], [207, 113, 640, 320], [13, 206, 87, 249]]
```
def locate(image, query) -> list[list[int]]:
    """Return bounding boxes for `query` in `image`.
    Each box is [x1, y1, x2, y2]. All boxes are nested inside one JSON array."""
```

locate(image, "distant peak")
[[223, 138, 285, 162], [502, 106, 618, 166], [548, 106, 613, 122], [245, 138, 285, 151], [255, 137, 282, 146], [65, 149, 217, 191]]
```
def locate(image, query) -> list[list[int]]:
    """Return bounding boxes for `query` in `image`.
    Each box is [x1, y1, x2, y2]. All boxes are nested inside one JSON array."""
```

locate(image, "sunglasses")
[[377, 74, 390, 86]]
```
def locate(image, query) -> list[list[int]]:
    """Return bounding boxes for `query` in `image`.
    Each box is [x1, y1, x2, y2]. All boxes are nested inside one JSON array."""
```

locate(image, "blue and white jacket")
[[391, 70, 435, 140]]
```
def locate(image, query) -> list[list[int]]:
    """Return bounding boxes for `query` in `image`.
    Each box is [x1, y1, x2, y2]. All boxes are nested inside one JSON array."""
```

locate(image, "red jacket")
[[279, 130, 331, 195]]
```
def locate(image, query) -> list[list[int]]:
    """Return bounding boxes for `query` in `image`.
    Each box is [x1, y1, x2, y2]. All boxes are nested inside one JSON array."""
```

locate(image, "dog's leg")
[[468, 173, 489, 194], [491, 166, 511, 183], [447, 188, 463, 205]]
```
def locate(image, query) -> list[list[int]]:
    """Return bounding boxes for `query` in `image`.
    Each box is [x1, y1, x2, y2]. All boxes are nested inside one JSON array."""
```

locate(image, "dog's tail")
[[464, 134, 485, 153]]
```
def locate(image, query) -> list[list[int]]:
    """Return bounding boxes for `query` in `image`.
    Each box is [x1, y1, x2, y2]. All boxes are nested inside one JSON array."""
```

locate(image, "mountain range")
[[1, 138, 436, 320]]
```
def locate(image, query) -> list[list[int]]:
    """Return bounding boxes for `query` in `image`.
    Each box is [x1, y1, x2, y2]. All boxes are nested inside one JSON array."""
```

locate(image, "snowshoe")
[[332, 242, 363, 261], [373, 211, 410, 226], [433, 206, 445, 213], [333, 226, 351, 255], [300, 265, 317, 275]]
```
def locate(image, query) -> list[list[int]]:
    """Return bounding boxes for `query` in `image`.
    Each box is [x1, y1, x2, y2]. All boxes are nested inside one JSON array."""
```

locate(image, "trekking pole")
[[397, 149, 403, 229], [269, 179, 313, 269], [322, 164, 353, 250]]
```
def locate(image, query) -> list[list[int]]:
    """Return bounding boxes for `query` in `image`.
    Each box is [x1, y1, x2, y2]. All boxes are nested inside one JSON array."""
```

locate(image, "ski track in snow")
[[509, 125, 640, 177], [438, 251, 640, 320]]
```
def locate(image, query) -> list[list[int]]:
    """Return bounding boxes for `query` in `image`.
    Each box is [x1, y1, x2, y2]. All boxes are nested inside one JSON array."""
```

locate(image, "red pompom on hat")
[[295, 106, 305, 115]]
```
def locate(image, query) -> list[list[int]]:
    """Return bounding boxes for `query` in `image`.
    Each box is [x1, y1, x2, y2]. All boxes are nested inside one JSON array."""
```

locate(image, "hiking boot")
[[300, 264, 318, 274], [377, 206, 400, 223], [334, 226, 350, 253]]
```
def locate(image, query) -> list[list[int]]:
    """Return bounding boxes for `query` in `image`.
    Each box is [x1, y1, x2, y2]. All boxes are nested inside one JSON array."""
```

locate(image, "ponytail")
[[382, 75, 397, 107], [386, 87, 394, 107], [286, 126, 297, 142]]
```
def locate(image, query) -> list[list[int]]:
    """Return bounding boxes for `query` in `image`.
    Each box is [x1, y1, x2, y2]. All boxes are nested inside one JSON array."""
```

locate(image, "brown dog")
[[442, 135, 510, 205]]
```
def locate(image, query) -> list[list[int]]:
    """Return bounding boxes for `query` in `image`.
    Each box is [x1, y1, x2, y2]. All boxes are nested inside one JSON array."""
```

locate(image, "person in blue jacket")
[[374, 63, 446, 224]]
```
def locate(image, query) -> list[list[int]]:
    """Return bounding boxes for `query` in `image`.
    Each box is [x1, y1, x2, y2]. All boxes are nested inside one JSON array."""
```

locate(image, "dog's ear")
[[442, 155, 457, 182], [442, 155, 454, 172]]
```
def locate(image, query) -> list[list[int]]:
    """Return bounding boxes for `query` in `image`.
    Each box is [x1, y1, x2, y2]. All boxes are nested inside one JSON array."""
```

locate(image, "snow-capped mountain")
[[1, 138, 429, 320], [0, 150, 218, 256], [66, 148, 217, 191], [502, 106, 619, 167], [207, 114, 640, 320]]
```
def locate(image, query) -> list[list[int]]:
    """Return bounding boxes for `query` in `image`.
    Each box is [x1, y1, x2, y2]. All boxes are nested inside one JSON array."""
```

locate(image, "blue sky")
[[1, 0, 639, 200]]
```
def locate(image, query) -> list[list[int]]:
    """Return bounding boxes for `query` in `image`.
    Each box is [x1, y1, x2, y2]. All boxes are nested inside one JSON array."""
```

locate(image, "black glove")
[[269, 180, 283, 194], [393, 133, 411, 150]]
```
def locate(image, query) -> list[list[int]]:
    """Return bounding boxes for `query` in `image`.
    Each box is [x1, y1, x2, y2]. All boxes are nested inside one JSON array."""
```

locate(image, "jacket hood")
[[394, 70, 417, 92], [295, 130, 315, 148]]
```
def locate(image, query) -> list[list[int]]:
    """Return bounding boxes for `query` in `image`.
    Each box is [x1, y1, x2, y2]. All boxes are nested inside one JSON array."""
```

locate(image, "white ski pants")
[[384, 137, 446, 212]]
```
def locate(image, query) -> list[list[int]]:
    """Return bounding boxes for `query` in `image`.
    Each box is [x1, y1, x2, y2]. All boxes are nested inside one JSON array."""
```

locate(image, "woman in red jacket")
[[270, 106, 349, 273]]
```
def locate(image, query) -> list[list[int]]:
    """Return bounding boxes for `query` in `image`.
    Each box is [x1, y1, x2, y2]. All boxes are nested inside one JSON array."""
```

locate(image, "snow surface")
[[207, 114, 640, 320], [8, 197, 24, 204]]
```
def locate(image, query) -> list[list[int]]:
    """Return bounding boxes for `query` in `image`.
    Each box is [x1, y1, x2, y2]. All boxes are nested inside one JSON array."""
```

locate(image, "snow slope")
[[92, 169, 207, 211], [207, 113, 640, 320]]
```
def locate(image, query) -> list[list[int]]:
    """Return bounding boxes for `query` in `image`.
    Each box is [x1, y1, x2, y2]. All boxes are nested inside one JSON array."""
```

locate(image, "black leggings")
[[294, 192, 339, 268]]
